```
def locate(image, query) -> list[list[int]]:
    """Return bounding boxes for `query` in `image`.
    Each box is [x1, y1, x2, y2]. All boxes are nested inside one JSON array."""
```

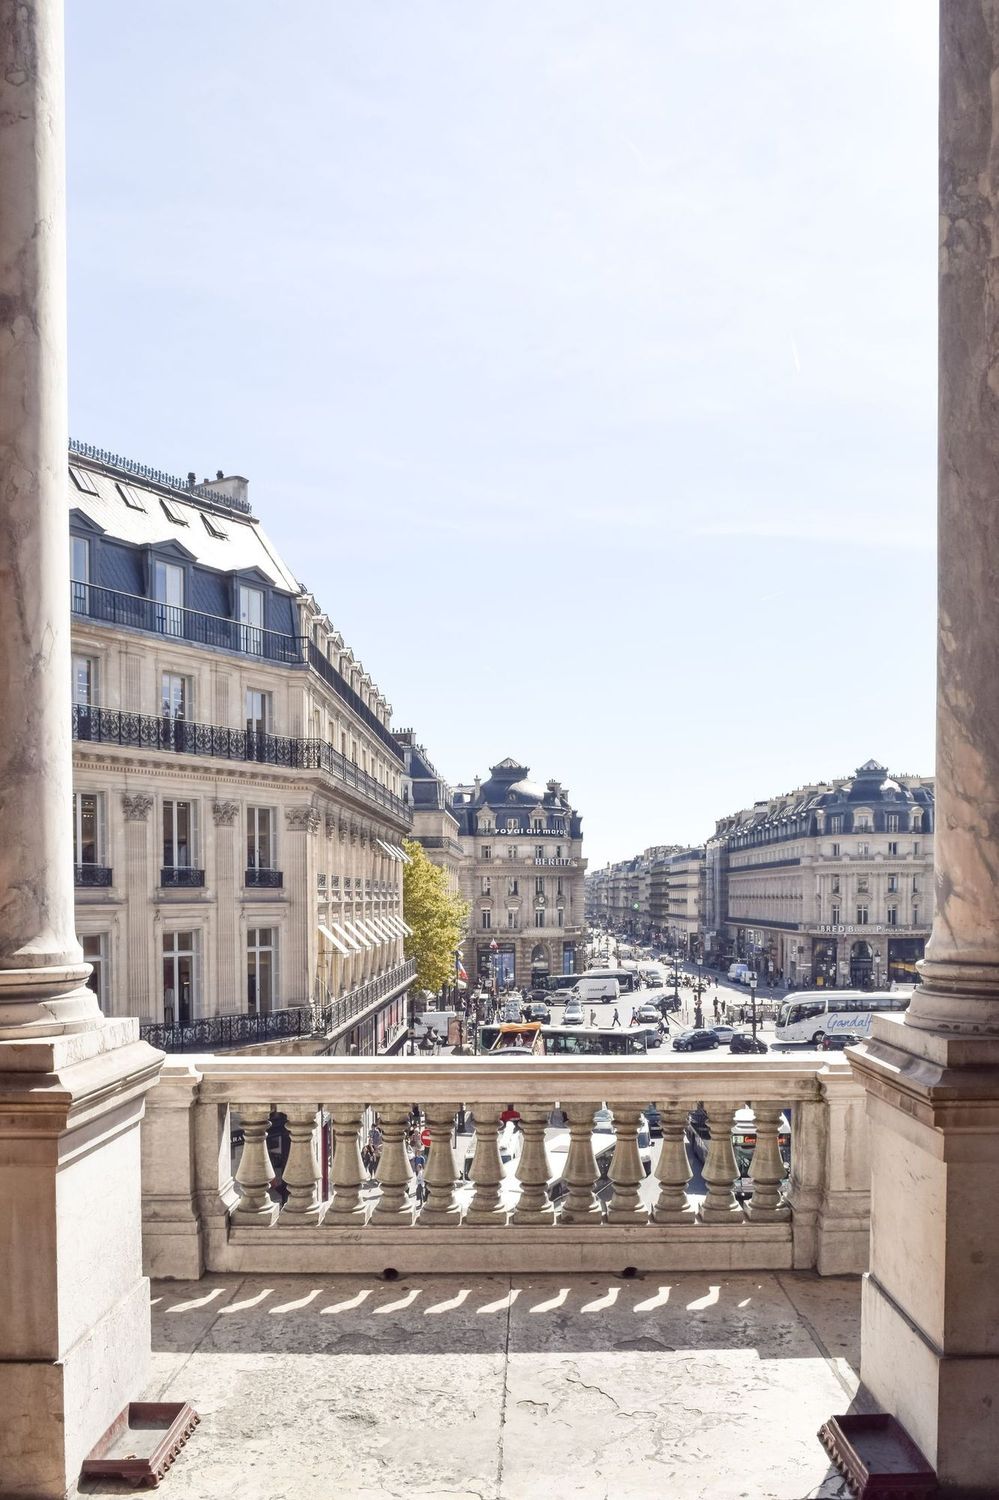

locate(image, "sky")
[[65, 2, 939, 869]]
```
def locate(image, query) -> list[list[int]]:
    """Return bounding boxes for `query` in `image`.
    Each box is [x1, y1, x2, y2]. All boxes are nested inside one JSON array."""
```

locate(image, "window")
[[888, 875, 899, 894], [535, 910, 545, 928], [532, 819, 543, 832], [70, 535, 90, 612], [507, 878, 519, 897], [72, 654, 98, 708], [161, 672, 192, 721], [481, 876, 491, 896], [81, 933, 109, 1009], [557, 909, 564, 927], [887, 841, 899, 856], [535, 876, 544, 896], [913, 811, 923, 832], [116, 481, 145, 511], [153, 560, 184, 636], [163, 800, 196, 869], [829, 816, 844, 834], [556, 846, 563, 859], [887, 906, 898, 927], [831, 842, 841, 857], [238, 584, 265, 654], [481, 910, 491, 930], [159, 497, 189, 526], [162, 930, 197, 1026], [201, 511, 227, 540], [247, 807, 275, 870], [857, 877, 869, 893], [556, 877, 564, 896], [856, 905, 869, 925], [73, 792, 104, 867], [913, 905, 920, 924], [912, 876, 920, 893], [831, 876, 840, 894], [913, 841, 921, 856], [886, 813, 899, 833], [831, 905, 841, 926], [247, 928, 276, 1016], [858, 842, 870, 858], [245, 688, 271, 737], [507, 909, 517, 929], [507, 845, 516, 860], [535, 846, 544, 860], [481, 846, 491, 861], [69, 464, 98, 495]]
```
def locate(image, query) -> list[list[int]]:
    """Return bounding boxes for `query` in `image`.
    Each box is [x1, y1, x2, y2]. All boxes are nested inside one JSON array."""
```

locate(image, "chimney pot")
[[187, 471, 196, 486]]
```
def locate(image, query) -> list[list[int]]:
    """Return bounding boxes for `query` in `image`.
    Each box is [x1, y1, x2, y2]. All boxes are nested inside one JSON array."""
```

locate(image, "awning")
[[342, 919, 374, 950], [331, 920, 364, 955], [368, 917, 396, 942], [376, 839, 398, 860], [318, 923, 352, 958], [398, 916, 414, 936], [378, 840, 411, 864], [382, 914, 405, 937], [354, 918, 384, 946]]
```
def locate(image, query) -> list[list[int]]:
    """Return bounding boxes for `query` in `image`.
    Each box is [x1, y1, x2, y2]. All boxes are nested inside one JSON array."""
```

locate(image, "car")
[[730, 1032, 769, 1054], [711, 1024, 738, 1043], [525, 1000, 551, 1023], [562, 1000, 585, 1025], [672, 1028, 721, 1052], [635, 1002, 663, 1025], [631, 1024, 663, 1049], [592, 1109, 653, 1176], [820, 1031, 862, 1051], [500, 1003, 523, 1023]]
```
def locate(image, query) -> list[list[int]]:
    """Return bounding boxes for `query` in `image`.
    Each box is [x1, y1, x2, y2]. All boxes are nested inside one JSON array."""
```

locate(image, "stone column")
[[0, 7, 163, 1494], [852, 6, 999, 1490], [212, 800, 240, 1013]]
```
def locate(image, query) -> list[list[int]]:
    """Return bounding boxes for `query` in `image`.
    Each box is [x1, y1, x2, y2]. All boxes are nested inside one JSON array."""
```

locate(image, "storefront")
[[811, 938, 838, 987], [476, 943, 516, 987], [887, 936, 926, 985]]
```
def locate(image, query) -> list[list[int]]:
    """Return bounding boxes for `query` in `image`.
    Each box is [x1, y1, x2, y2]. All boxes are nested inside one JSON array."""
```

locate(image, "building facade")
[[453, 758, 585, 987], [716, 759, 934, 987], [396, 729, 464, 899], [662, 846, 706, 956], [68, 442, 415, 1049]]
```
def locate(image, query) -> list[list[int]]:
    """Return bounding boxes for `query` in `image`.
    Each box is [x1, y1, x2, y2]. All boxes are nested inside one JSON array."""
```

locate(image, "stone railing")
[[141, 1055, 868, 1281]]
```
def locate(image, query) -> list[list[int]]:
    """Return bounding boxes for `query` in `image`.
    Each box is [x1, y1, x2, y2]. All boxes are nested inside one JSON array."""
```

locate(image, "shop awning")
[[378, 840, 412, 864], [331, 920, 364, 955], [368, 917, 396, 942], [342, 919, 374, 950], [382, 914, 405, 937], [354, 918, 384, 946], [318, 923, 352, 958]]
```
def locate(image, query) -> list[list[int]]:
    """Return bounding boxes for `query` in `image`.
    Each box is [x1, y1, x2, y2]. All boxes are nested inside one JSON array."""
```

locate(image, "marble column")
[[0, 6, 163, 1494], [852, 6, 999, 1490]]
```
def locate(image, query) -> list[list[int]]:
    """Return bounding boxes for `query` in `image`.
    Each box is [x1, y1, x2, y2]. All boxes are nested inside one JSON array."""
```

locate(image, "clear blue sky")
[[66, 3, 938, 868]]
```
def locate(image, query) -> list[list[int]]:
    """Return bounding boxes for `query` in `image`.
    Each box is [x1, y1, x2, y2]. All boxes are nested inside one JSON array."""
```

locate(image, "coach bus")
[[477, 1024, 647, 1057], [547, 968, 640, 995], [774, 989, 912, 1045]]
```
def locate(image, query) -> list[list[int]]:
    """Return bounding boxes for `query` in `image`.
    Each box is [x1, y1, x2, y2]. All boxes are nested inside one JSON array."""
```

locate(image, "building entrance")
[[850, 939, 874, 989]]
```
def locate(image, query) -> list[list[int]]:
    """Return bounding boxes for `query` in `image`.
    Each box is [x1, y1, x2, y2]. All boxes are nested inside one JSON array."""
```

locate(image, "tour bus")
[[548, 967, 640, 995], [774, 989, 912, 1045], [477, 1023, 647, 1057]]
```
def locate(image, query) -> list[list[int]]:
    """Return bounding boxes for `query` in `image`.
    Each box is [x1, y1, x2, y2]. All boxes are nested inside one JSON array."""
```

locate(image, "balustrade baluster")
[[700, 1101, 744, 1223], [463, 1106, 508, 1225], [277, 1106, 324, 1226], [369, 1107, 416, 1225], [745, 1102, 790, 1222], [606, 1105, 650, 1224], [651, 1103, 697, 1225], [559, 1102, 604, 1225], [419, 1107, 462, 1226], [512, 1105, 556, 1225], [231, 1106, 280, 1226], [325, 1104, 368, 1223]]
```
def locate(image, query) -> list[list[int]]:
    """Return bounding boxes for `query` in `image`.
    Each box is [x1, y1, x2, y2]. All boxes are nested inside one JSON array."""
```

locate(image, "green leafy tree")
[[402, 839, 469, 993]]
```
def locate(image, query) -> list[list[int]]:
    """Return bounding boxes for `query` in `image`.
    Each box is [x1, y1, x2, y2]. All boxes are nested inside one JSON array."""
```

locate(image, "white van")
[[728, 963, 750, 984], [572, 977, 620, 1005]]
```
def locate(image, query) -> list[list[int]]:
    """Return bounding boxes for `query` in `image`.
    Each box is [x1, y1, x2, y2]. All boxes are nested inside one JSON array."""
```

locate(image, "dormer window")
[[69, 465, 98, 495], [116, 482, 146, 511], [239, 585, 264, 654], [201, 511, 227, 540], [159, 497, 189, 526]]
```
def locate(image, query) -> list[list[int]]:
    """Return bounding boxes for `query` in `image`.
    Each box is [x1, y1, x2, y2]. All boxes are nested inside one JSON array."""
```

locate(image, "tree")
[[402, 839, 469, 994]]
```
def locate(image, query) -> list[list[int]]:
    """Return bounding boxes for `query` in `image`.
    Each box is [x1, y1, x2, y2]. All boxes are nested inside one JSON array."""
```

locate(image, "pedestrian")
[[611, 1008, 621, 1028], [368, 1122, 383, 1151], [589, 1009, 597, 1026]]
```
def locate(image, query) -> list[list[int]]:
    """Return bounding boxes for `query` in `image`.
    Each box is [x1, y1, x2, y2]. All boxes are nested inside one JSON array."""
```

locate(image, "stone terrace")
[[90, 1271, 865, 1500]]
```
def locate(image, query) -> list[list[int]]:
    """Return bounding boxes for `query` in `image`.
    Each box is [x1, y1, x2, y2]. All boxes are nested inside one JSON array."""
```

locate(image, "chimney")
[[187, 471, 196, 487], [203, 473, 250, 506]]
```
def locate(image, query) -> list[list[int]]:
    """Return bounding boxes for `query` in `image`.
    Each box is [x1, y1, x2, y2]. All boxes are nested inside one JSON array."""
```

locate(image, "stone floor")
[[86, 1271, 866, 1500]]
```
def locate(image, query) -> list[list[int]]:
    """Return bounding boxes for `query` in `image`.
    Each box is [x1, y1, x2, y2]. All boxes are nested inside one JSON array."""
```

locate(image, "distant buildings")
[[452, 758, 586, 987], [396, 730, 463, 897], [586, 759, 935, 987]]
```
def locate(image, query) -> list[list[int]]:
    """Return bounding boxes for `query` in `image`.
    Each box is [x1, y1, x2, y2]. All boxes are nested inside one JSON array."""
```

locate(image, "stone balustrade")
[[141, 1054, 869, 1281]]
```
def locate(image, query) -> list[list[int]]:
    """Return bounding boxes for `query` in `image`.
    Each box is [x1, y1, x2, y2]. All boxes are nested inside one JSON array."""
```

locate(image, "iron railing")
[[72, 705, 412, 824], [69, 439, 254, 514], [160, 866, 206, 888], [306, 641, 404, 761], [140, 958, 416, 1054], [71, 581, 303, 664], [74, 863, 113, 887], [245, 867, 284, 889]]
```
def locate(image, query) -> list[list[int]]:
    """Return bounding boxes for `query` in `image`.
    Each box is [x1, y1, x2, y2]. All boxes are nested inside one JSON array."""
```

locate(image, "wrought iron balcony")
[[160, 866, 206, 889], [245, 867, 284, 889], [74, 862, 113, 887], [72, 705, 412, 825], [71, 580, 304, 663]]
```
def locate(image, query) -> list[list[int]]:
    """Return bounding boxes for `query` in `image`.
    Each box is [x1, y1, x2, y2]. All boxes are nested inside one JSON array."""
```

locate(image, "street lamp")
[[749, 973, 759, 1045], [672, 953, 680, 1007]]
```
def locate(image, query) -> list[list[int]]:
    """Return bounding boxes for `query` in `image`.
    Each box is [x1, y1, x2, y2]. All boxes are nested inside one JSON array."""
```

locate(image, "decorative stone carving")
[[325, 814, 337, 840], [285, 806, 321, 834], [212, 801, 239, 826], [121, 793, 154, 822]]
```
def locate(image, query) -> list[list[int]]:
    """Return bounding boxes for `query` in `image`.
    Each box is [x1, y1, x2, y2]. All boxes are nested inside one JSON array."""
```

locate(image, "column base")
[[0, 967, 102, 1038]]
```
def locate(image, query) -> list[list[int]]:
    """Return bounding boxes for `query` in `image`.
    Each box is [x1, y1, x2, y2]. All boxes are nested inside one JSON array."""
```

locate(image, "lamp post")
[[749, 973, 759, 1045], [672, 953, 680, 1008], [693, 958, 706, 1030]]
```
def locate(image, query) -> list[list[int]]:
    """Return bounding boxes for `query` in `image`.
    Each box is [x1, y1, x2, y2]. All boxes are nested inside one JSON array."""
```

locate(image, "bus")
[[547, 968, 640, 995], [774, 989, 912, 1045], [477, 1023, 647, 1056]]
